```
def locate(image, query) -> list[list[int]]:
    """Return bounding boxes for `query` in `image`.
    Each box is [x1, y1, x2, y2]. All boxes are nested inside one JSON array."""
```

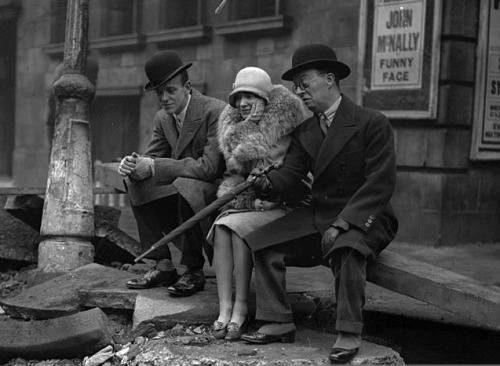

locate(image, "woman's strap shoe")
[[240, 330, 295, 344], [212, 321, 228, 340], [224, 317, 250, 341], [328, 347, 359, 364]]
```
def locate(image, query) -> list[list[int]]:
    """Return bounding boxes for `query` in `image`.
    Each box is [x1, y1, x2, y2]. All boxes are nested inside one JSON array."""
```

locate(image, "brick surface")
[[0, 308, 112, 364]]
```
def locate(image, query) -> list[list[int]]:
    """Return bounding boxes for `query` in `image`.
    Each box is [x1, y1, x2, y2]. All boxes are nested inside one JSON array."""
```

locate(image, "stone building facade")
[[0, 0, 498, 245]]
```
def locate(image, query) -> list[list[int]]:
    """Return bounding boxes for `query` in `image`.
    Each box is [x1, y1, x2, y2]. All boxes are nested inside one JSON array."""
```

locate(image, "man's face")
[[292, 69, 332, 114], [155, 74, 190, 115]]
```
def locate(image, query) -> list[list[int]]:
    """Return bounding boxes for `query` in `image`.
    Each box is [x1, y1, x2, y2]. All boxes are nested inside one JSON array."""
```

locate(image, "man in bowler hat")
[[241, 44, 398, 363], [119, 50, 226, 296]]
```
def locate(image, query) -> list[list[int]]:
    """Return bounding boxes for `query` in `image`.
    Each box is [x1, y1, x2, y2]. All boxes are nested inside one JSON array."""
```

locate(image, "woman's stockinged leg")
[[230, 232, 253, 325], [213, 225, 234, 324]]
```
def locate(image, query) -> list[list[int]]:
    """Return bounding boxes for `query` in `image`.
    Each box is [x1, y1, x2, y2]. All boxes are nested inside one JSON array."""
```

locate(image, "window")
[[229, 0, 281, 20], [50, 0, 67, 44], [101, 0, 134, 37], [160, 0, 199, 29]]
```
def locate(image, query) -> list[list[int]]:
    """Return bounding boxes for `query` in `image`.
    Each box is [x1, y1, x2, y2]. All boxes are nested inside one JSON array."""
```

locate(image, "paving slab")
[[0, 307, 112, 364], [0, 263, 137, 320]]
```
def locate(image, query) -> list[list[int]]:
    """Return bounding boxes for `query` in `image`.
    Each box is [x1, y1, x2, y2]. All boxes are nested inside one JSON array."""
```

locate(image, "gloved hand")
[[321, 226, 341, 261], [248, 167, 273, 196], [244, 99, 266, 123], [130, 156, 153, 181]]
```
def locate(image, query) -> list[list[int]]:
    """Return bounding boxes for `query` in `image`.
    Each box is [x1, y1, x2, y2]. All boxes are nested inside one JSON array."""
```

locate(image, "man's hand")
[[118, 153, 153, 181], [248, 167, 272, 195], [118, 153, 138, 177], [321, 226, 341, 253], [130, 156, 153, 181]]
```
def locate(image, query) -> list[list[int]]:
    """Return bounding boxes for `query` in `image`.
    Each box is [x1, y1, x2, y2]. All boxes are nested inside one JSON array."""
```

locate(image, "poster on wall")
[[361, 0, 441, 118], [471, 0, 500, 160]]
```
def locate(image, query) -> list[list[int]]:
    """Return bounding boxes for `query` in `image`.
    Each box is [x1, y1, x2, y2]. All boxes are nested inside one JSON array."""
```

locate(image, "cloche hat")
[[281, 44, 351, 81], [144, 50, 192, 92], [228, 67, 272, 108]]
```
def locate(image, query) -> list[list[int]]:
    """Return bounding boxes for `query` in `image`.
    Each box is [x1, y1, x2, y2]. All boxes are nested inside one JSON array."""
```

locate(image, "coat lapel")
[[175, 90, 204, 158], [299, 116, 324, 160], [161, 113, 180, 154], [314, 96, 358, 179]]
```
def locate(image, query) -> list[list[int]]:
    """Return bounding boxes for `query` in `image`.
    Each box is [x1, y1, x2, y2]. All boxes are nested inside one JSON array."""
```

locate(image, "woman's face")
[[235, 92, 260, 119]]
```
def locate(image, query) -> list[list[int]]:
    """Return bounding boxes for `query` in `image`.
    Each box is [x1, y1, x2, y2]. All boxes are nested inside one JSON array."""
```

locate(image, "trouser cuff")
[[335, 319, 363, 335], [256, 310, 294, 323]]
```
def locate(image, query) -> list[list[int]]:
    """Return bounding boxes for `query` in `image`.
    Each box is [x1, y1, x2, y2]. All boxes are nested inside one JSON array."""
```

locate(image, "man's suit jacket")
[[126, 88, 226, 232], [245, 95, 398, 260]]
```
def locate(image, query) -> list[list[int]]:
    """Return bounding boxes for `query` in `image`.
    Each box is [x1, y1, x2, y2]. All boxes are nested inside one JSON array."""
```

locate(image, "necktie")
[[319, 113, 329, 136], [174, 115, 182, 133]]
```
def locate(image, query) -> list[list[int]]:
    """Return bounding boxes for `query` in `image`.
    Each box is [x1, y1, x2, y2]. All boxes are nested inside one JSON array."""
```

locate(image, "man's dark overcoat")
[[125, 88, 227, 239], [245, 95, 398, 260]]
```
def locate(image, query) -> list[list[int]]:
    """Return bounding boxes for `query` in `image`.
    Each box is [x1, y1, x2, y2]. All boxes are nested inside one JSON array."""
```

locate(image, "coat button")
[[369, 215, 375, 219], [340, 162, 347, 170], [364, 222, 370, 227], [368, 219, 373, 224]]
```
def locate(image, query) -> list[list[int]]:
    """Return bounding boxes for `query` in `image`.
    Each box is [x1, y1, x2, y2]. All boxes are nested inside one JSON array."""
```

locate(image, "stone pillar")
[[39, 0, 95, 272]]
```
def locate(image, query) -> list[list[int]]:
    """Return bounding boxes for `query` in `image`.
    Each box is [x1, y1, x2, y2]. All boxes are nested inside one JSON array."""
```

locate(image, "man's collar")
[[323, 95, 342, 123]]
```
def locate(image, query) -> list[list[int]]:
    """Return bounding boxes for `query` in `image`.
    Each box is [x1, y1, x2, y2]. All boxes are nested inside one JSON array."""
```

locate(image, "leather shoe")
[[167, 269, 205, 297], [225, 317, 250, 341], [126, 268, 178, 289], [329, 347, 359, 364], [240, 330, 295, 344]]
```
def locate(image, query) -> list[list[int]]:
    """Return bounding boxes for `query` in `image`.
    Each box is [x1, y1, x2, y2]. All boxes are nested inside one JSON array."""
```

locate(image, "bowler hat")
[[281, 44, 350, 81], [144, 51, 192, 92]]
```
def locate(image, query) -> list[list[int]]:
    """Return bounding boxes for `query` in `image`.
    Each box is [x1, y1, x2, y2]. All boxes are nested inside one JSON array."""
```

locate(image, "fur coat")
[[217, 84, 307, 209]]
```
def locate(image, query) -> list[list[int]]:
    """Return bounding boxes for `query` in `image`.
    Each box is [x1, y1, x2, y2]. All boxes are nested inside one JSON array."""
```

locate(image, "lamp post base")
[[38, 238, 94, 272]]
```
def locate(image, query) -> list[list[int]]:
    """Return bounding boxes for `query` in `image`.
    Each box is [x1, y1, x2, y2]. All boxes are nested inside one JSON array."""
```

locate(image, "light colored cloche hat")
[[228, 67, 272, 107]]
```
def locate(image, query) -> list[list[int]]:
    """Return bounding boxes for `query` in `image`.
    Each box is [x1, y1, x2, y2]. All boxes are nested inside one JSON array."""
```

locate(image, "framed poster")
[[360, 0, 442, 119], [470, 0, 500, 160]]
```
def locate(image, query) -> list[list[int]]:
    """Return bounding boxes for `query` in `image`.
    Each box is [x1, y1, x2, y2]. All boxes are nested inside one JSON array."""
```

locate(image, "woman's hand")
[[245, 99, 266, 123]]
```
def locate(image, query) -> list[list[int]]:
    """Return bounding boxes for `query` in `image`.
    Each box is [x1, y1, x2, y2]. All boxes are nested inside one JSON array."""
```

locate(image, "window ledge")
[[90, 33, 146, 54], [215, 15, 292, 38], [147, 25, 212, 47], [43, 43, 64, 58]]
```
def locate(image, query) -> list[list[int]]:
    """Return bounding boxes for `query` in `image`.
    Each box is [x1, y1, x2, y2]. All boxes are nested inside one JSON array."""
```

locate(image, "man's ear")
[[184, 81, 192, 93]]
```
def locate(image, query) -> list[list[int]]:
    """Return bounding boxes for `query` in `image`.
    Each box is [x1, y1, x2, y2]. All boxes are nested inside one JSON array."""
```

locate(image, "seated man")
[[119, 50, 226, 297], [241, 44, 399, 364]]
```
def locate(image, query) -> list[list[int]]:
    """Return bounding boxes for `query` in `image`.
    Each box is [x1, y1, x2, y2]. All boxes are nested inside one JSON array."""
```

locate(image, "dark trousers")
[[253, 236, 367, 335], [131, 194, 205, 269]]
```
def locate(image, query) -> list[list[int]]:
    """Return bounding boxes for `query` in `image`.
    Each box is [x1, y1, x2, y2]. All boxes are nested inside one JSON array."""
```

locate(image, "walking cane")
[[133, 163, 280, 263]]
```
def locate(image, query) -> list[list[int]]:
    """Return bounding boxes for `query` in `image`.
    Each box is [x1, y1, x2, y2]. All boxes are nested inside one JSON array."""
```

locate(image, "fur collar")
[[218, 85, 306, 155]]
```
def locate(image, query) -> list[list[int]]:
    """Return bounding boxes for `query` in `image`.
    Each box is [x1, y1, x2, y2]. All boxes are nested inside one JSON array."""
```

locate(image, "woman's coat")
[[216, 85, 308, 209]]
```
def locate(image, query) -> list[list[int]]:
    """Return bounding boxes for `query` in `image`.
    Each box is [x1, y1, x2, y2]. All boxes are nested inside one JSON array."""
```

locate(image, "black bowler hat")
[[144, 51, 192, 92], [281, 44, 351, 81]]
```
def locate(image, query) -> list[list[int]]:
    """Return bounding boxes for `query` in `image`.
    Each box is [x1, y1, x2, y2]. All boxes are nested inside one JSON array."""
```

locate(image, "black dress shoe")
[[240, 330, 295, 344], [126, 268, 178, 289], [167, 269, 205, 297], [329, 347, 359, 364]]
